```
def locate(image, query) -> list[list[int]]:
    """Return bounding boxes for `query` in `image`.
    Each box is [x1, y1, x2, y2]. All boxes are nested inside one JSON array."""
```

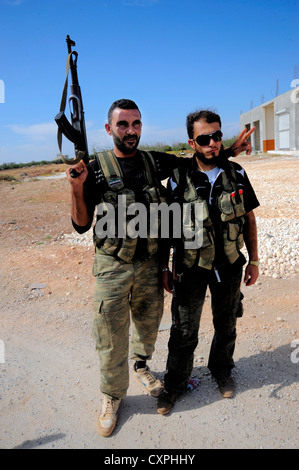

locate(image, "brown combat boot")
[[134, 365, 164, 398], [97, 396, 121, 437]]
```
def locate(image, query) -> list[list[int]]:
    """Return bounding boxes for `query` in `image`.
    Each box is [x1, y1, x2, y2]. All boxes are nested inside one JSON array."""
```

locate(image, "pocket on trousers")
[[92, 300, 113, 350], [93, 298, 129, 348]]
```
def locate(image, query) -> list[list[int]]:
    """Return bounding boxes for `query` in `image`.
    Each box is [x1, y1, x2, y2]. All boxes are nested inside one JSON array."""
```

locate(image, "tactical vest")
[[93, 150, 167, 263], [173, 162, 246, 270]]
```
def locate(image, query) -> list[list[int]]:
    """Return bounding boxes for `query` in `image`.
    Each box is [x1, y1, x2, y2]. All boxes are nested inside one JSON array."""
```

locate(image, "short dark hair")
[[186, 109, 221, 139], [108, 99, 141, 124]]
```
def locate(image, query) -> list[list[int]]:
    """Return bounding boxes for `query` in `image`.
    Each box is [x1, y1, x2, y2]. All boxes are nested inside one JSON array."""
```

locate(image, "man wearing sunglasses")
[[158, 109, 259, 414]]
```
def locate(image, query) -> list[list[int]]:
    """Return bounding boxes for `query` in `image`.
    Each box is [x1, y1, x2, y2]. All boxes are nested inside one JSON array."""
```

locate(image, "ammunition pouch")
[[173, 162, 246, 270], [93, 150, 166, 263]]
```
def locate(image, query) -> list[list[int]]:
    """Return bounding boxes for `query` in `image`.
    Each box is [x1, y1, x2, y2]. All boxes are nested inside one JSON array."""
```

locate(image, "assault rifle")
[[55, 35, 89, 178]]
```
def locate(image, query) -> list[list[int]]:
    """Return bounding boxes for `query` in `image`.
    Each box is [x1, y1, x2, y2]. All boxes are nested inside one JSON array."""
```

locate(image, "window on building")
[[278, 112, 290, 149]]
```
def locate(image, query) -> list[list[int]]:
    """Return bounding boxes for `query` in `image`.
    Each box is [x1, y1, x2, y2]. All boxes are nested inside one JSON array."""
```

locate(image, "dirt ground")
[[0, 154, 298, 450]]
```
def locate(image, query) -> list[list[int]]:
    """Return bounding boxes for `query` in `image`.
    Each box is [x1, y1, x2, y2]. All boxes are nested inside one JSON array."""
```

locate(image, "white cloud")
[[1, 121, 111, 163], [6, 122, 57, 141], [2, 122, 65, 163], [86, 127, 113, 150], [2, 0, 24, 5], [0, 143, 59, 164]]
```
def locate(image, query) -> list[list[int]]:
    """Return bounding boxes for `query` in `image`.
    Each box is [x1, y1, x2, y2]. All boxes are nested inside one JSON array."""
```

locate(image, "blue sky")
[[0, 0, 298, 164]]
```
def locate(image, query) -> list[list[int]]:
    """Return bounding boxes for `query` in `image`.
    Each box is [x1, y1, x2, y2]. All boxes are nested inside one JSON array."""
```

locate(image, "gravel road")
[[0, 155, 298, 450]]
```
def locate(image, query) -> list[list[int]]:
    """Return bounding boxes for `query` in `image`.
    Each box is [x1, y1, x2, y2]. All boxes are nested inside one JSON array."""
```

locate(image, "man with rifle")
[[56, 37, 254, 437]]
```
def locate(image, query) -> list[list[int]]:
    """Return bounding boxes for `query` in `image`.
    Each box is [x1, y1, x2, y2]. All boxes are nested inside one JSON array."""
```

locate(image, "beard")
[[195, 151, 219, 166], [112, 132, 140, 155]]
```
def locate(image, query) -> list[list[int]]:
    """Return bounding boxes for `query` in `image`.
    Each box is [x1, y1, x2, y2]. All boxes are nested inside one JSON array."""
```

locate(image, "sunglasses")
[[194, 130, 223, 146]]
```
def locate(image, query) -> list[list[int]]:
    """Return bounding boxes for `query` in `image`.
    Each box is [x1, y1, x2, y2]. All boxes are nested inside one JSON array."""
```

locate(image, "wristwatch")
[[249, 260, 260, 266]]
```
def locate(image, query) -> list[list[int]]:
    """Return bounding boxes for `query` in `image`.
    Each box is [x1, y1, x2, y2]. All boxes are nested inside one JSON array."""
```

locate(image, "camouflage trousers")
[[164, 266, 244, 395], [92, 250, 164, 399]]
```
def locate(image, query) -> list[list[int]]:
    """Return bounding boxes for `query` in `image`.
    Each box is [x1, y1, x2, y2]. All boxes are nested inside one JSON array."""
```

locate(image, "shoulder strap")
[[172, 167, 180, 185], [96, 150, 124, 191], [171, 165, 191, 202], [139, 150, 159, 187]]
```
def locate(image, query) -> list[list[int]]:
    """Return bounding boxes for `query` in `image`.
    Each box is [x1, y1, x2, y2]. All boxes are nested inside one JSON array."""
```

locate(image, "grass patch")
[[0, 174, 20, 182]]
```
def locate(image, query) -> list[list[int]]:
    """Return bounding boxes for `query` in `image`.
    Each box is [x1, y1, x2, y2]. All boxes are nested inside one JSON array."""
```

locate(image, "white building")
[[240, 87, 299, 155]]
